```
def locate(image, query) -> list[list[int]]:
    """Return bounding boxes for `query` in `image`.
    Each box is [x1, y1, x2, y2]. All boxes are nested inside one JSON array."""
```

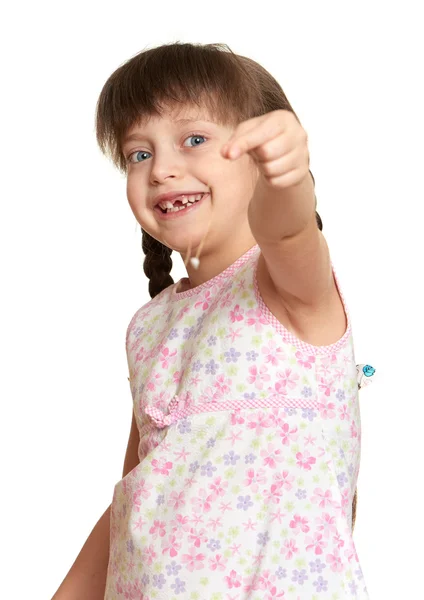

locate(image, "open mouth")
[[156, 193, 207, 214]]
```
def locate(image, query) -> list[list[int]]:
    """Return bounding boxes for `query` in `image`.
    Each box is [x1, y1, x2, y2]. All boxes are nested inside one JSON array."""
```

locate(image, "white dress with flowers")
[[104, 244, 375, 600]]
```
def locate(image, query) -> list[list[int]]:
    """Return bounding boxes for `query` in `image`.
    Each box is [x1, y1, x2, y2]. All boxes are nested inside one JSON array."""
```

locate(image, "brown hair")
[[95, 40, 357, 532]]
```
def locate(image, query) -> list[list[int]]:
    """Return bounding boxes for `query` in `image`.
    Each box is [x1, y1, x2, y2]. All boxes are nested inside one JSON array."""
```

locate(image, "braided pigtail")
[[141, 230, 174, 299]]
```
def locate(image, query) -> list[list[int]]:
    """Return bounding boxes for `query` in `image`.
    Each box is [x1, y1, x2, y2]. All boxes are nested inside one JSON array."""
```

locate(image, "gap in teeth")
[[160, 193, 205, 212]]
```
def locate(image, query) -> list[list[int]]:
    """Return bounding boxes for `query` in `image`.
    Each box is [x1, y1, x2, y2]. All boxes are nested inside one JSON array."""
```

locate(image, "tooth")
[[181, 196, 189, 204], [165, 201, 174, 209], [195, 194, 203, 201]]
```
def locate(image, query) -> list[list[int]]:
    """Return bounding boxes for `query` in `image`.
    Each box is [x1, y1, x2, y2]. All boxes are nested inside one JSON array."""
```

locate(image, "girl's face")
[[122, 103, 259, 257]]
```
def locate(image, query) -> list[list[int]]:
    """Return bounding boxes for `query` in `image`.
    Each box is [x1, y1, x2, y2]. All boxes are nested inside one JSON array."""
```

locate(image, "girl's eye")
[[128, 150, 151, 164], [183, 134, 206, 147]]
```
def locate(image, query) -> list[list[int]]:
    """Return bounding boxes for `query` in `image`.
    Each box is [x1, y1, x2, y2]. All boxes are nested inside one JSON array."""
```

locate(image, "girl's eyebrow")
[[123, 118, 215, 145]]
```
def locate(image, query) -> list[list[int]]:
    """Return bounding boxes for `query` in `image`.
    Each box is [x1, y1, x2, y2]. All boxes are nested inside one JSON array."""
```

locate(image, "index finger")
[[225, 116, 287, 159]]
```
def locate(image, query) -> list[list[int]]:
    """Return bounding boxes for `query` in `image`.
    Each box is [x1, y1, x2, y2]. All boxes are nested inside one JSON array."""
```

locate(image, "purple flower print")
[[205, 359, 219, 375], [257, 531, 270, 546], [201, 461, 217, 477], [292, 569, 308, 584], [295, 488, 307, 500], [171, 578, 186, 595], [275, 566, 287, 579], [337, 472, 348, 486], [349, 580, 358, 594], [189, 461, 200, 473], [348, 463, 354, 476], [166, 561, 181, 576], [284, 407, 297, 416], [207, 538, 221, 551], [336, 389, 345, 402], [153, 573, 166, 589], [245, 453, 256, 464], [206, 438, 216, 448], [207, 335, 217, 346], [168, 328, 178, 340], [141, 574, 150, 586], [224, 347, 241, 363], [133, 326, 144, 336], [309, 558, 326, 574], [237, 495, 253, 510], [126, 539, 134, 554], [301, 408, 317, 422], [301, 386, 313, 398], [183, 326, 194, 340], [339, 448, 345, 459], [246, 350, 259, 361], [244, 392, 256, 400], [177, 419, 191, 434], [192, 359, 203, 372], [224, 450, 240, 465], [313, 575, 328, 592], [156, 494, 165, 506]]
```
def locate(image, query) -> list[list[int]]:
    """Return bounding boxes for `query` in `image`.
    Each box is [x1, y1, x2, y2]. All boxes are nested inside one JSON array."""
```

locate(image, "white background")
[[1, 1, 422, 598]]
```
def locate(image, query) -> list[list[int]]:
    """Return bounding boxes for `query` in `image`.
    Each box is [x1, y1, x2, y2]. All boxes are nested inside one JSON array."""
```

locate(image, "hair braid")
[[141, 230, 174, 299]]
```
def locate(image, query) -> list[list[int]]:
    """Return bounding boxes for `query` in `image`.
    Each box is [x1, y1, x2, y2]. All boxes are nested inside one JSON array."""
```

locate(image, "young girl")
[[55, 42, 376, 600]]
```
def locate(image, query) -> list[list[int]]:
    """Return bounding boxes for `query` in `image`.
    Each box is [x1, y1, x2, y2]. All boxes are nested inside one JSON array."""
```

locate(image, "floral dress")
[[104, 244, 376, 600]]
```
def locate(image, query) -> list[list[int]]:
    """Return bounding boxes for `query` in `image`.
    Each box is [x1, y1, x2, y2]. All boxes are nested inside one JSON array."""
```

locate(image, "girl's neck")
[[181, 234, 258, 291]]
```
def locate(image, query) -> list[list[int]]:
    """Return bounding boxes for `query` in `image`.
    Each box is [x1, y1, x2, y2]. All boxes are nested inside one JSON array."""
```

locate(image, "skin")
[[122, 103, 260, 290], [122, 103, 346, 345]]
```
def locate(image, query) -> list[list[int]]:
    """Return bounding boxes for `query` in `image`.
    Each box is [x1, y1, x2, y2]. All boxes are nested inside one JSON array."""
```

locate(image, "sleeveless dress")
[[104, 244, 376, 600]]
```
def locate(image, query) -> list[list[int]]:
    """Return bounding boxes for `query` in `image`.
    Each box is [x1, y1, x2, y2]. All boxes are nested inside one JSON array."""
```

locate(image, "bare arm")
[[51, 410, 140, 599]]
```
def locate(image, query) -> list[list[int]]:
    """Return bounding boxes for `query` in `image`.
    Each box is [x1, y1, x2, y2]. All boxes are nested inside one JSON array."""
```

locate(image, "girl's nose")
[[150, 150, 184, 184]]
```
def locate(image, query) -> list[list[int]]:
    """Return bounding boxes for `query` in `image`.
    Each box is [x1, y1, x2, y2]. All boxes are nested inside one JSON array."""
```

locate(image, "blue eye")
[[129, 150, 151, 164], [183, 134, 206, 147]]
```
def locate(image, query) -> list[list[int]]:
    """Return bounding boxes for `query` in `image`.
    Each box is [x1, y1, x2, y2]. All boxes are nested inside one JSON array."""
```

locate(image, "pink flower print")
[[170, 514, 190, 537], [146, 371, 163, 392], [315, 513, 337, 538], [159, 346, 177, 369], [135, 345, 146, 363], [151, 458, 173, 476], [213, 373, 232, 396], [231, 409, 245, 425], [244, 468, 267, 492], [141, 544, 157, 565], [305, 532, 328, 556], [246, 308, 268, 331], [161, 534, 181, 558], [173, 370, 184, 384], [207, 517, 223, 531], [168, 490, 185, 510], [149, 520, 166, 539], [247, 411, 273, 435], [262, 340, 286, 366], [247, 364, 271, 389], [195, 289, 212, 310], [318, 400, 336, 419], [326, 548, 344, 572], [295, 350, 315, 369], [191, 488, 214, 513], [275, 368, 300, 392], [209, 553, 227, 571], [230, 304, 245, 322], [263, 484, 283, 505], [350, 419, 358, 438], [318, 376, 335, 397], [209, 476, 228, 498], [225, 569, 242, 589], [296, 450, 317, 470], [188, 527, 208, 547], [289, 514, 310, 535], [279, 421, 299, 446], [133, 479, 153, 511], [220, 291, 232, 308], [340, 488, 350, 510], [311, 487, 339, 509], [181, 547, 206, 571], [339, 404, 349, 420], [227, 327, 244, 342], [281, 538, 299, 559], [333, 531, 346, 550], [273, 469, 295, 492], [257, 569, 277, 591], [261, 443, 284, 469]]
